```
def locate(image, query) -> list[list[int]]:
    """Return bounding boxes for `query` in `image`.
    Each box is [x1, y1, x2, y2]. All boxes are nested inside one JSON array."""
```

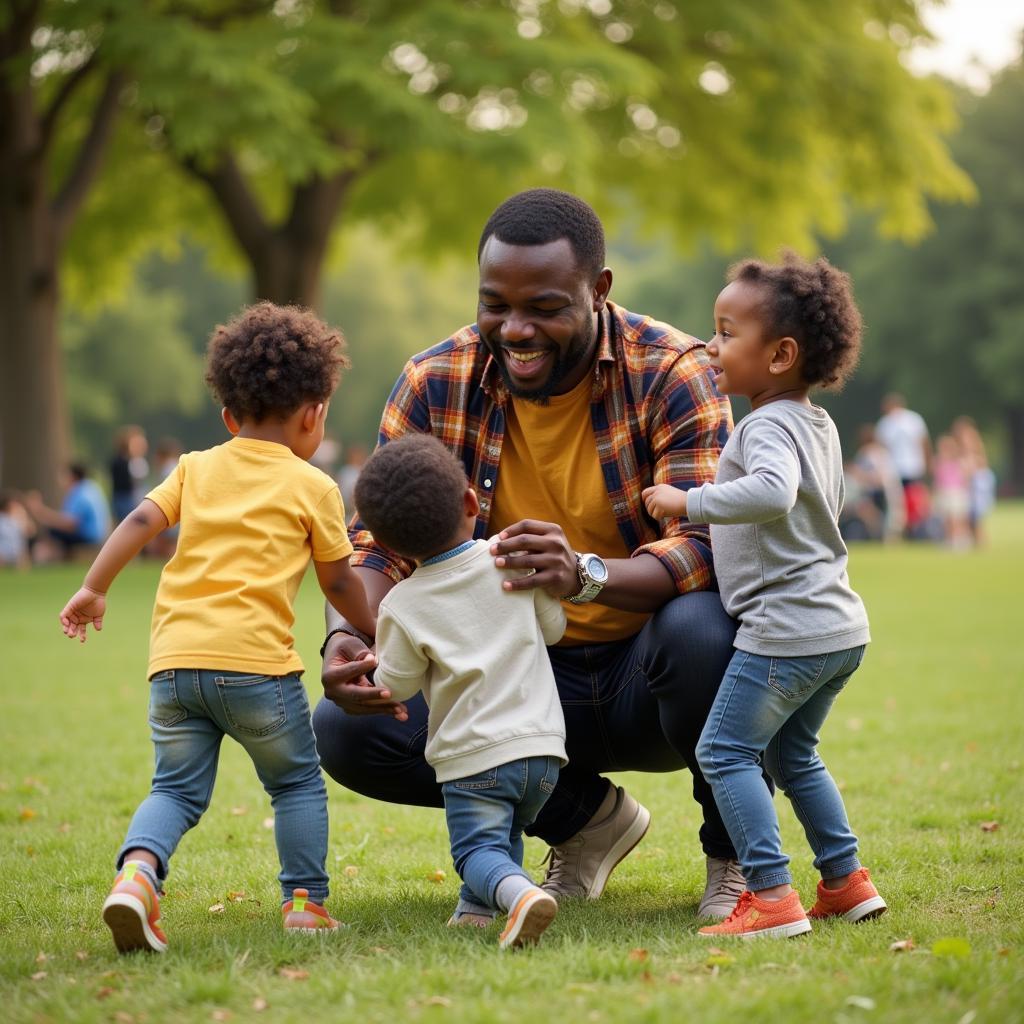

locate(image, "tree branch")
[[180, 150, 271, 259], [39, 56, 98, 155], [52, 70, 125, 241]]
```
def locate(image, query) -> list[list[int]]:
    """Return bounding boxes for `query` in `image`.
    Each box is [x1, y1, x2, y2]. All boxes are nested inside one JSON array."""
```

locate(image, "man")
[[875, 393, 932, 537], [25, 463, 110, 561], [313, 189, 744, 921]]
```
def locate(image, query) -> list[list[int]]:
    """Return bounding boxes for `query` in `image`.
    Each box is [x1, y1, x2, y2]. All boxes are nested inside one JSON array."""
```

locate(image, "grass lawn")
[[2, 505, 1022, 1023]]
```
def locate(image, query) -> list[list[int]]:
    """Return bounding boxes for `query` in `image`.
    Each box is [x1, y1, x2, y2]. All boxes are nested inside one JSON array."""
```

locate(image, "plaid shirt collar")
[[480, 305, 617, 405]]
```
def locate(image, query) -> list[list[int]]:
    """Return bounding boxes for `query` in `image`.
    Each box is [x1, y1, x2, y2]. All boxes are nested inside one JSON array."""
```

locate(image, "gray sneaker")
[[698, 857, 746, 919], [540, 785, 651, 900]]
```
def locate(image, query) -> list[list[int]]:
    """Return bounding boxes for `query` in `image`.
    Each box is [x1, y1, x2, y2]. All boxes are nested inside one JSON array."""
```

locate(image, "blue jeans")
[[442, 756, 560, 913], [119, 669, 329, 903], [696, 646, 866, 891]]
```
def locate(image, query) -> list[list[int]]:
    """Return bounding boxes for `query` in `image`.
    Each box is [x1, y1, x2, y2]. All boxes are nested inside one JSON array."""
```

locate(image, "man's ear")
[[221, 408, 241, 435], [464, 486, 480, 518], [769, 336, 801, 375], [592, 267, 613, 311], [302, 402, 325, 432]]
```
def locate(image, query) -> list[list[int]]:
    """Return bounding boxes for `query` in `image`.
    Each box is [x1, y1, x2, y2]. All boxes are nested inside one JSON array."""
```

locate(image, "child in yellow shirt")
[[59, 302, 376, 953]]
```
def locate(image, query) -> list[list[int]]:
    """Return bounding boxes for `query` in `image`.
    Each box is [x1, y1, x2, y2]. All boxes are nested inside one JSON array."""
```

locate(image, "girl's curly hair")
[[205, 302, 349, 422], [728, 252, 862, 389]]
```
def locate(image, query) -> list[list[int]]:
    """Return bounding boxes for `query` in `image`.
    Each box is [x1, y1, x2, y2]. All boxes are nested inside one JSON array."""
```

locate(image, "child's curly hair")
[[205, 302, 349, 422], [355, 434, 469, 561], [728, 252, 862, 389]]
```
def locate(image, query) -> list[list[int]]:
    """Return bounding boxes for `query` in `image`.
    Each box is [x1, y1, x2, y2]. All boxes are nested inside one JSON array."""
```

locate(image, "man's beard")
[[494, 318, 596, 405]]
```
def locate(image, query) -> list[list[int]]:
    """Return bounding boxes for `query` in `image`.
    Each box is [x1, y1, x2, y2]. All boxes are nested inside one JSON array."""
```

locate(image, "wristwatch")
[[565, 552, 609, 604]]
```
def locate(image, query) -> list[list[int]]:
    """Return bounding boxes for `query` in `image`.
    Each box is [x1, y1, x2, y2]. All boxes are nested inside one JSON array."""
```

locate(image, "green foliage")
[[2, 505, 1023, 1022]]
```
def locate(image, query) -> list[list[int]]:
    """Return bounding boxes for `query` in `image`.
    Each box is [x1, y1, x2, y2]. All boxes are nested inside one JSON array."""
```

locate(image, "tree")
[[2, 0, 974, 498]]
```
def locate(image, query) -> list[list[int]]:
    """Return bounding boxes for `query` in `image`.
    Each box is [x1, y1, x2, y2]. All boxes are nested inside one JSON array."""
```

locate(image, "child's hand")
[[642, 484, 689, 520], [59, 587, 107, 643]]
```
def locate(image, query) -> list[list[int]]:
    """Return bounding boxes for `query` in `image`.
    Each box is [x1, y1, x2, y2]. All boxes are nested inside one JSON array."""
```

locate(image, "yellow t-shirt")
[[489, 376, 650, 645], [145, 437, 353, 677]]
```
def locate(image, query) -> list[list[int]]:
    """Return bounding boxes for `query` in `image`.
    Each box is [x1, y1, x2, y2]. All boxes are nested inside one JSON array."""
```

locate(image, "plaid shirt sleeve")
[[347, 361, 426, 583], [633, 346, 732, 593]]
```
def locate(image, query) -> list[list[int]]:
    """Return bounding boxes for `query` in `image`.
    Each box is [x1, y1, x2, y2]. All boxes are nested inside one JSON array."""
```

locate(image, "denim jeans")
[[443, 756, 560, 912], [119, 668, 329, 903], [696, 646, 866, 891], [314, 590, 740, 858]]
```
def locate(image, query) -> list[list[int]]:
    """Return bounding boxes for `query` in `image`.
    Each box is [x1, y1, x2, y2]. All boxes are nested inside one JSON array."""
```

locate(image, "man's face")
[[477, 237, 610, 402]]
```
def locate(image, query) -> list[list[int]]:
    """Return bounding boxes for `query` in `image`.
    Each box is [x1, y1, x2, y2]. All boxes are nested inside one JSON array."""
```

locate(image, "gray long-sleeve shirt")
[[686, 401, 870, 657]]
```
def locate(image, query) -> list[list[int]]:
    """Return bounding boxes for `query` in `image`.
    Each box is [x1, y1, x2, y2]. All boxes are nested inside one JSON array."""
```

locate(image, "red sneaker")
[[699, 890, 811, 940], [282, 888, 340, 932], [807, 868, 887, 922], [102, 862, 168, 953]]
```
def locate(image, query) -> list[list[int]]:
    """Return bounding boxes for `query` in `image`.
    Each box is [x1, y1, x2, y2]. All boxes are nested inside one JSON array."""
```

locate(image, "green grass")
[[2, 507, 1023, 1023]]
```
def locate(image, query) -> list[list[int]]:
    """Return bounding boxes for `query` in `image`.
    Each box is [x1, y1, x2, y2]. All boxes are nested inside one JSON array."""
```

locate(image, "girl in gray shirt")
[[644, 253, 886, 939]]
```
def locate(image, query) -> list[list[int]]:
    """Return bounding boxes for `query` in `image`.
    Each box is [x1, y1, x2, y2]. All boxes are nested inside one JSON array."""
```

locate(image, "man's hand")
[[60, 586, 106, 642], [321, 632, 408, 722], [642, 484, 689, 520], [490, 520, 579, 598]]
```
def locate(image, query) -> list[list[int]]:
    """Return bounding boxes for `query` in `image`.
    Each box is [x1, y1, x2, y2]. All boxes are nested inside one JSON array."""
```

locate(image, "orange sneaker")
[[498, 886, 558, 950], [807, 868, 887, 922], [102, 861, 168, 953], [282, 888, 340, 932], [698, 890, 811, 940]]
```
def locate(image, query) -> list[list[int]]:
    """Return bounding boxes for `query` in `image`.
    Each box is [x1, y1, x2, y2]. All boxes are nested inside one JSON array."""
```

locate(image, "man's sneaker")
[[807, 868, 887, 922], [498, 887, 558, 950], [102, 862, 168, 954], [540, 785, 650, 900], [698, 857, 747, 919], [282, 888, 340, 932], [699, 890, 812, 940]]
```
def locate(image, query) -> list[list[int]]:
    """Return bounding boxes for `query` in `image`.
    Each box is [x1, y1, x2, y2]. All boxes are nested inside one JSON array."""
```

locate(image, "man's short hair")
[[478, 188, 605, 280], [354, 434, 469, 562]]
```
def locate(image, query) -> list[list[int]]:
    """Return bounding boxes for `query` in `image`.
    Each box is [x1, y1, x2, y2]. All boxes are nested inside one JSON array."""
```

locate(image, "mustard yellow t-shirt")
[[489, 376, 650, 645], [145, 437, 353, 677]]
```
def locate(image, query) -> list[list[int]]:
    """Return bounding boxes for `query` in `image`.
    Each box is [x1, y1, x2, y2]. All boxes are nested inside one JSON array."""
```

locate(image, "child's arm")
[[314, 556, 377, 640], [642, 483, 689, 520], [60, 498, 169, 642], [371, 607, 428, 703], [534, 587, 567, 646]]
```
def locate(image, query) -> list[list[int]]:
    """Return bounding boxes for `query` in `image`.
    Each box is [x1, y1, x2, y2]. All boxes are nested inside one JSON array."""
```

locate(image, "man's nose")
[[500, 313, 536, 343]]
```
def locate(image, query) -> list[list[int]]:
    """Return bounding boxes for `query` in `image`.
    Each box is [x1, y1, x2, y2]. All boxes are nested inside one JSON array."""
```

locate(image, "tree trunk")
[[0, 78, 68, 504], [252, 233, 325, 309], [1006, 405, 1024, 496]]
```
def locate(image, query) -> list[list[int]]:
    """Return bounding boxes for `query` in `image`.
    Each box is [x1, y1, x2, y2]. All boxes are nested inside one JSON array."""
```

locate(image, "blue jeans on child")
[[696, 646, 866, 892], [442, 756, 560, 917], [118, 668, 329, 903]]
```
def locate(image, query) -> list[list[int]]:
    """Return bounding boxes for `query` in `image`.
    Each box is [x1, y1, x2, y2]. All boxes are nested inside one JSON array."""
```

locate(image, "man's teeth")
[[507, 350, 546, 362]]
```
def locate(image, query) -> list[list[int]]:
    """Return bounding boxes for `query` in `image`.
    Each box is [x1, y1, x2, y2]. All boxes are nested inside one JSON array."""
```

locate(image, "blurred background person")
[[852, 424, 905, 541], [336, 440, 368, 519], [109, 425, 149, 523], [932, 433, 971, 548], [24, 463, 110, 562], [0, 491, 34, 570], [952, 416, 997, 546], [876, 393, 933, 539]]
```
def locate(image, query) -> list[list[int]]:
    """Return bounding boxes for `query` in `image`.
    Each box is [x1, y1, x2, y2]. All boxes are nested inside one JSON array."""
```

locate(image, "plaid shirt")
[[350, 301, 732, 594]]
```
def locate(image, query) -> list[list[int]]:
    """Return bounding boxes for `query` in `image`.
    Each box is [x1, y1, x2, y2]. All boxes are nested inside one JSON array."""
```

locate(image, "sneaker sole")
[[843, 896, 888, 922], [499, 892, 558, 950], [585, 802, 652, 900], [103, 894, 167, 953], [700, 918, 813, 940]]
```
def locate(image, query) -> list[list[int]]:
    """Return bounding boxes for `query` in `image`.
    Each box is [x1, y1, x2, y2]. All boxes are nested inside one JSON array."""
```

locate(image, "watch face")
[[584, 554, 609, 583]]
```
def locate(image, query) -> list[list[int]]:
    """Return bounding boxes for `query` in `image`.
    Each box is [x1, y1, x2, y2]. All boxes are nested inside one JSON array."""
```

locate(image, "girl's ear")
[[769, 336, 800, 374], [221, 408, 241, 435]]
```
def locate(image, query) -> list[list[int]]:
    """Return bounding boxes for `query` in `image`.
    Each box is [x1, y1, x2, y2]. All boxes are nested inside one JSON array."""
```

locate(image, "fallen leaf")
[[57, 822, 72, 833], [75, 950, 89, 961], [426, 869, 446, 883], [382, 826, 396, 835], [889, 939, 915, 952], [665, 972, 683, 984], [278, 967, 309, 981], [343, 865, 360, 878], [30, 971, 47, 981], [846, 717, 863, 732], [979, 821, 1000, 832], [227, 891, 246, 902], [211, 1011, 232, 1022], [262, 817, 274, 830], [19, 807, 36, 821], [252, 998, 269, 1012], [846, 995, 876, 1010], [35, 951, 49, 963], [932, 937, 972, 959], [627, 948, 649, 962], [208, 903, 225, 914], [424, 996, 452, 1007], [96, 986, 115, 1000]]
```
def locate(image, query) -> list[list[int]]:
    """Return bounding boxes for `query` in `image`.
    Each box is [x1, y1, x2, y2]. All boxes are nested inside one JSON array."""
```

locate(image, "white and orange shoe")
[[102, 861, 168, 953], [282, 888, 340, 933], [498, 886, 558, 950]]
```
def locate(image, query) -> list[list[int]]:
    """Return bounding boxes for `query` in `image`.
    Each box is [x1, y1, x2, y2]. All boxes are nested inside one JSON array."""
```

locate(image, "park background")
[[2, 1, 1023, 1022]]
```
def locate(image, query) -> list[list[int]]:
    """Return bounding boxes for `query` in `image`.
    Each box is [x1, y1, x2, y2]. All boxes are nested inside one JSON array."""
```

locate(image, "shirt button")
[[483, 479, 492, 488]]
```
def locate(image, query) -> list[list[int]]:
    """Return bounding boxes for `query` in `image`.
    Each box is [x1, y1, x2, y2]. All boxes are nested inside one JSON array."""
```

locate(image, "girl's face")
[[708, 280, 779, 402]]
